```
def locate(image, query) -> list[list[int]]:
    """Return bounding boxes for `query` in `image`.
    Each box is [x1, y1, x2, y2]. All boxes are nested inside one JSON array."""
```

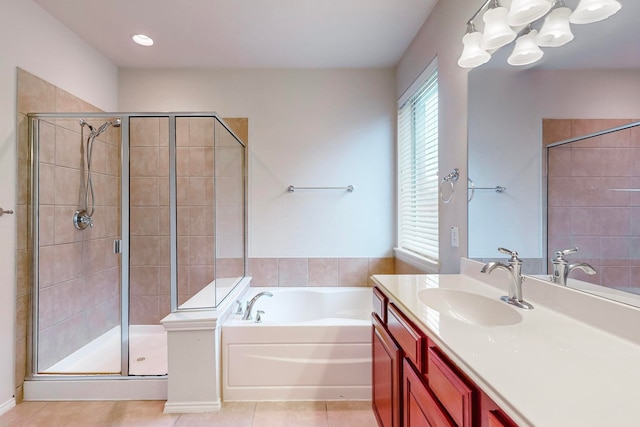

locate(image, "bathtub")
[[222, 287, 373, 401]]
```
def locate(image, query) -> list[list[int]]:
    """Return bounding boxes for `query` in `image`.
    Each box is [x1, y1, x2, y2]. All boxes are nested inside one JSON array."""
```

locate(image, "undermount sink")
[[417, 288, 522, 326]]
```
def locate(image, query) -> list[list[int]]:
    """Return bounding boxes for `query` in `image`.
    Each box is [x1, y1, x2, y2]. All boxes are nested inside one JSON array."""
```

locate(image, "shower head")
[[80, 118, 121, 136], [79, 119, 95, 133]]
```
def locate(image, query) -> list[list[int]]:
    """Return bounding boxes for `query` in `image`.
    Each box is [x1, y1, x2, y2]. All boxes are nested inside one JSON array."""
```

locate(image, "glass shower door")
[[33, 116, 122, 374]]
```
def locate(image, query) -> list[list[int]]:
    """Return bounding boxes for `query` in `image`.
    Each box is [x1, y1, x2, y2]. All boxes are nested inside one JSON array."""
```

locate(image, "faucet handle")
[[234, 300, 243, 315], [555, 247, 578, 258], [255, 310, 265, 323], [497, 247, 521, 262], [498, 247, 517, 256]]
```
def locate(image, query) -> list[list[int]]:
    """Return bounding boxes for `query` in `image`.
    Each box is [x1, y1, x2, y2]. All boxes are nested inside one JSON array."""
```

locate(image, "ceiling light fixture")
[[132, 34, 154, 47], [536, 3, 574, 47], [508, 0, 554, 26], [458, 24, 492, 68], [569, 0, 622, 24], [457, 0, 622, 69], [508, 28, 545, 65], [480, 3, 517, 50]]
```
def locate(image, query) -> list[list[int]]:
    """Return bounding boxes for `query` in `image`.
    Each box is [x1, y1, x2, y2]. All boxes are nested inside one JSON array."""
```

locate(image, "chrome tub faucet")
[[242, 291, 273, 320], [481, 247, 534, 309], [551, 247, 596, 286]]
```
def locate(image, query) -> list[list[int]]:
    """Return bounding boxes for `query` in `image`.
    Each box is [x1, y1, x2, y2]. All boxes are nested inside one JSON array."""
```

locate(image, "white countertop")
[[372, 258, 640, 427]]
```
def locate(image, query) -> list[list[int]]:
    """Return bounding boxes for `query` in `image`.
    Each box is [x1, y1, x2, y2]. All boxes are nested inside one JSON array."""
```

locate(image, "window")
[[396, 59, 439, 271]]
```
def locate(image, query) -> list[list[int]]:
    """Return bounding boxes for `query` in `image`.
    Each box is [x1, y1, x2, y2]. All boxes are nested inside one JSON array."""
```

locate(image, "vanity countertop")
[[372, 259, 640, 427]]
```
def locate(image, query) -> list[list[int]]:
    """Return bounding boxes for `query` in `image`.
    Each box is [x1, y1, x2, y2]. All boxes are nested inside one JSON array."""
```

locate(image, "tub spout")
[[242, 291, 273, 320]]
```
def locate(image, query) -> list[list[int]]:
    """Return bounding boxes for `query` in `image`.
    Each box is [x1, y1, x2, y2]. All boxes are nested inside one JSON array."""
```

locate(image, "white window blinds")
[[397, 61, 439, 264]]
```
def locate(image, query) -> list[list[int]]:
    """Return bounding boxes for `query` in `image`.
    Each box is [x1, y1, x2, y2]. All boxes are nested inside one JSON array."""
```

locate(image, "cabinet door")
[[372, 314, 402, 427], [403, 359, 456, 427], [487, 410, 518, 427]]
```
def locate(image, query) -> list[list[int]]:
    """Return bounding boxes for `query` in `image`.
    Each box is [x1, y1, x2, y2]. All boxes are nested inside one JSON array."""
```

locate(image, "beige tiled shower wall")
[[15, 68, 113, 399], [545, 118, 640, 289], [128, 117, 171, 324]]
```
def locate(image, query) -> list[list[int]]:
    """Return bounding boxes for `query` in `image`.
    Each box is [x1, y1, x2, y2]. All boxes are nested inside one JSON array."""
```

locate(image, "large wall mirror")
[[467, 0, 640, 306]]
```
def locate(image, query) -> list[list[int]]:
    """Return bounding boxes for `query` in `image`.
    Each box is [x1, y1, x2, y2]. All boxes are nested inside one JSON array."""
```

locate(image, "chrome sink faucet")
[[481, 247, 534, 309], [242, 291, 273, 320], [551, 247, 596, 286]]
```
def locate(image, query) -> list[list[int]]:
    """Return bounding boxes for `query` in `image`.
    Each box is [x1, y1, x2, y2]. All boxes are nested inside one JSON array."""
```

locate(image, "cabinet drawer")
[[388, 303, 425, 372], [373, 286, 388, 324], [428, 347, 474, 427]]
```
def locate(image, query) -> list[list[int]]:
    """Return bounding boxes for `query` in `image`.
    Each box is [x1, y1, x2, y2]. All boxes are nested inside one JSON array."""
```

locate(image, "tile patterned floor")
[[0, 400, 378, 427]]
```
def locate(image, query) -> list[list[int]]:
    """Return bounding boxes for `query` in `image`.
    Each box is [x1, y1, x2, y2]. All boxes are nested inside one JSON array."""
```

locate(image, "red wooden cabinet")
[[487, 410, 517, 427], [427, 348, 473, 427], [373, 314, 402, 427], [403, 359, 455, 427], [372, 284, 519, 427]]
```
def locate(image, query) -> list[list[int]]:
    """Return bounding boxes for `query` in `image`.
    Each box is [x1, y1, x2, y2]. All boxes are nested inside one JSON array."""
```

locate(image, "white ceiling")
[[33, 0, 438, 68]]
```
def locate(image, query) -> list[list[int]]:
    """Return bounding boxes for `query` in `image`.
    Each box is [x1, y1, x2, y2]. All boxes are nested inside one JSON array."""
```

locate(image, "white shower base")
[[42, 324, 167, 375]]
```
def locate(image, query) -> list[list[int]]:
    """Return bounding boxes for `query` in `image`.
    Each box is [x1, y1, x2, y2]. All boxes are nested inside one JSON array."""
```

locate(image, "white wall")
[[118, 68, 396, 257], [395, 0, 477, 273], [468, 69, 640, 258], [0, 0, 117, 410]]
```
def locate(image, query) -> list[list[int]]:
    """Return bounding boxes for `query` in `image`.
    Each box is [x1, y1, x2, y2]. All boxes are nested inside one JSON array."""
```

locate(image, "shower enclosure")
[[27, 113, 246, 380]]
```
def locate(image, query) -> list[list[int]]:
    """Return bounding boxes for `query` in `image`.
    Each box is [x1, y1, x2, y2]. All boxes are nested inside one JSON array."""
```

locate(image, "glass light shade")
[[507, 0, 553, 26], [508, 30, 544, 66], [536, 7, 574, 47], [458, 32, 492, 68], [569, 0, 621, 24], [481, 7, 517, 50]]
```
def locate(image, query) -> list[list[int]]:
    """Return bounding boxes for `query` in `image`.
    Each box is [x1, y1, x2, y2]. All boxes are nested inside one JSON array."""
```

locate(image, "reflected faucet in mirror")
[[481, 247, 534, 309], [551, 247, 596, 286]]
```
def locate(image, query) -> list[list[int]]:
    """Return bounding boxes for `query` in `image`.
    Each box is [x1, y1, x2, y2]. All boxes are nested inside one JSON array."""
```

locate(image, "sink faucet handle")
[[555, 247, 578, 258], [497, 247, 521, 262], [255, 310, 265, 323], [498, 247, 517, 257]]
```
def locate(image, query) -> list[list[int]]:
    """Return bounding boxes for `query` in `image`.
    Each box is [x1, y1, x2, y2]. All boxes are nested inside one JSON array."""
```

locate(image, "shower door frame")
[[28, 112, 248, 380], [28, 112, 131, 378]]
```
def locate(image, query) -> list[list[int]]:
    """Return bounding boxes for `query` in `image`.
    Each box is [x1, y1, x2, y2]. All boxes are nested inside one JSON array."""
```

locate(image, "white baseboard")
[[163, 400, 221, 413], [0, 397, 16, 416], [24, 378, 167, 401]]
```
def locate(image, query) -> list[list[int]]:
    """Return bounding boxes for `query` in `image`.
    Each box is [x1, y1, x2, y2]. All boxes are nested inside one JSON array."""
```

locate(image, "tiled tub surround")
[[248, 257, 395, 287], [545, 118, 640, 291]]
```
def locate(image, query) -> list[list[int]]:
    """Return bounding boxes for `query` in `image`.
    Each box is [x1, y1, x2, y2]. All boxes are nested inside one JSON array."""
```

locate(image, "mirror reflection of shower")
[[73, 118, 121, 230]]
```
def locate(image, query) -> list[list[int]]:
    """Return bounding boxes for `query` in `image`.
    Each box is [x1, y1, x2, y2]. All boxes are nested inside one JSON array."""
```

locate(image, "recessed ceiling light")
[[132, 34, 154, 46]]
